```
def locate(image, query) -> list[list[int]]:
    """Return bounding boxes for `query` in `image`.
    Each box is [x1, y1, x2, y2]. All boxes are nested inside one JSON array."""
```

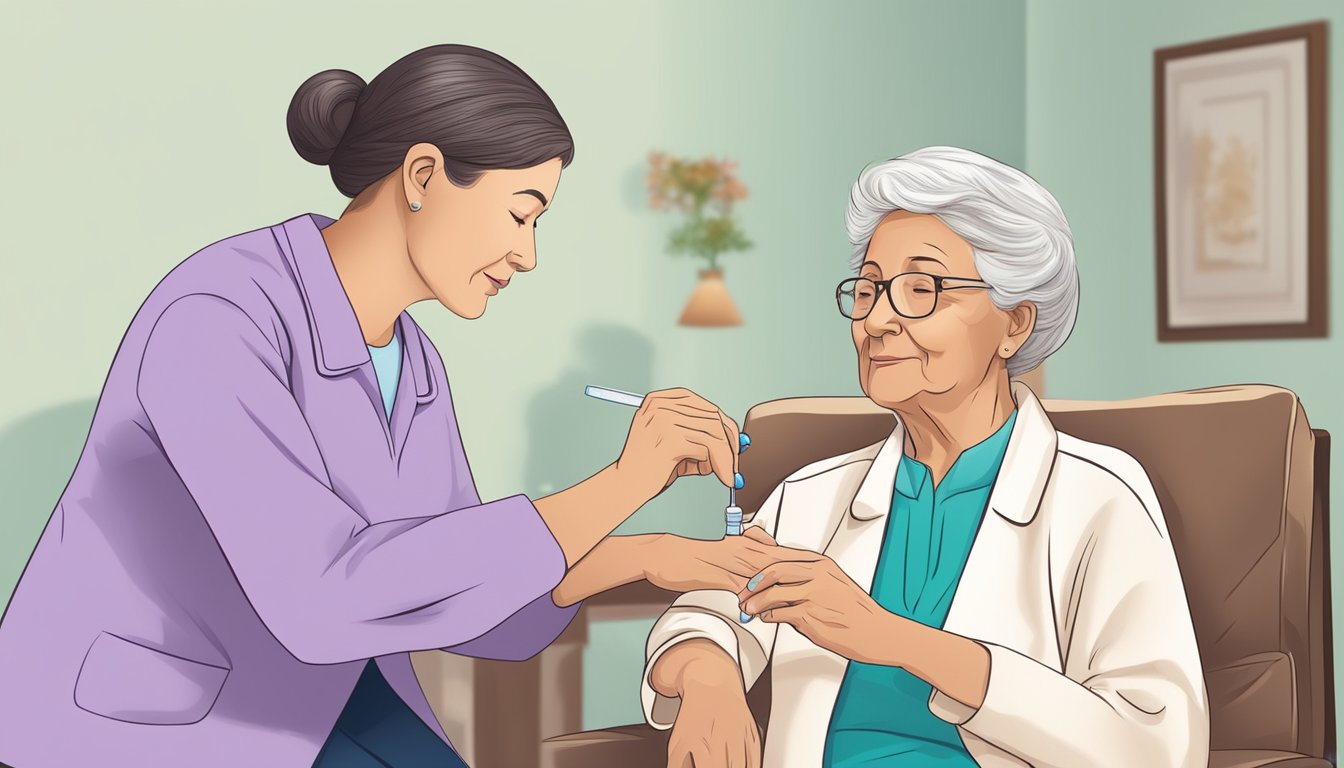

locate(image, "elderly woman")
[[640, 147, 1209, 768]]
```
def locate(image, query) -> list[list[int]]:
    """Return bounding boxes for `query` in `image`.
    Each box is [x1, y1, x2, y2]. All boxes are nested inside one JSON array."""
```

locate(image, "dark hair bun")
[[287, 69, 366, 166], [286, 46, 574, 198]]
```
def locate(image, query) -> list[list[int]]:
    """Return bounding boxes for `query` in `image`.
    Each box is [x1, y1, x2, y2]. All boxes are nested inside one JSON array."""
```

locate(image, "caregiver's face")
[[407, 153, 562, 319], [852, 211, 1014, 409]]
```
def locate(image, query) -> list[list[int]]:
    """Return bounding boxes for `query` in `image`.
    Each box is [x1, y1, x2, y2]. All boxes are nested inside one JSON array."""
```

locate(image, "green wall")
[[7, 0, 1337, 748], [10, 0, 1334, 749], [1026, 0, 1343, 748]]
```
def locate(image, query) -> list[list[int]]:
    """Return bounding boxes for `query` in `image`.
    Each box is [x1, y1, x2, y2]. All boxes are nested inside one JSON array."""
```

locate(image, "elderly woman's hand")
[[653, 640, 762, 768], [736, 554, 897, 665]]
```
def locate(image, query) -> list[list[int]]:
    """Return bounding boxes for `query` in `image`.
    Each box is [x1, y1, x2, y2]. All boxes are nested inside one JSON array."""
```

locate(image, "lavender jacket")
[[0, 214, 579, 767]]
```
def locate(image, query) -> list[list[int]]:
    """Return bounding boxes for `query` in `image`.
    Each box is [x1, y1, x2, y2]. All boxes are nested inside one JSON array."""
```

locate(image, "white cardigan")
[[641, 384, 1209, 768]]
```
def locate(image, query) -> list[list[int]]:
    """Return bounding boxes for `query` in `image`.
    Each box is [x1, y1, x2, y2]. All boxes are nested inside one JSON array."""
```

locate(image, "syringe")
[[723, 486, 753, 623], [585, 384, 753, 623]]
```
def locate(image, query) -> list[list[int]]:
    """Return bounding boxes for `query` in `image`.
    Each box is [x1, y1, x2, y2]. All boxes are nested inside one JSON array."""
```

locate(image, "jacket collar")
[[274, 214, 436, 402], [849, 422, 905, 522], [986, 383, 1058, 525], [398, 314, 438, 404], [848, 382, 1056, 526]]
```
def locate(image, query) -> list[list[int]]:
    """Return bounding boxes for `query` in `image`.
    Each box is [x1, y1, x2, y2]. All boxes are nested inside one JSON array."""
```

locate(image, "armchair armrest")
[[542, 670, 772, 768], [542, 724, 669, 768], [538, 582, 775, 767]]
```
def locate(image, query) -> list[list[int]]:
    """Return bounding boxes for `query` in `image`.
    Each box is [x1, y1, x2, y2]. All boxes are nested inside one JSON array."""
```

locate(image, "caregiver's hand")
[[645, 528, 811, 595], [652, 639, 762, 768], [736, 554, 894, 665], [615, 388, 742, 497], [535, 387, 741, 569]]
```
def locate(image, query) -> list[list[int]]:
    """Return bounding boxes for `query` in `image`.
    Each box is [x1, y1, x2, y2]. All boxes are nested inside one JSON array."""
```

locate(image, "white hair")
[[845, 146, 1079, 377]]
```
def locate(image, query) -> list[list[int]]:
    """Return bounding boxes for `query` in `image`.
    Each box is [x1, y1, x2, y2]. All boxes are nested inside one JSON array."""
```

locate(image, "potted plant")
[[647, 152, 751, 326]]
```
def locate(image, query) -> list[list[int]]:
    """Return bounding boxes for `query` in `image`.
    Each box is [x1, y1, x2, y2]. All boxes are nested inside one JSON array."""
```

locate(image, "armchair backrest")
[[736, 386, 1333, 759]]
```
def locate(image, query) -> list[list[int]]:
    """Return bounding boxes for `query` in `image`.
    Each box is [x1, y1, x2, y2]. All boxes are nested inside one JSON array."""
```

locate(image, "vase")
[[677, 269, 743, 327]]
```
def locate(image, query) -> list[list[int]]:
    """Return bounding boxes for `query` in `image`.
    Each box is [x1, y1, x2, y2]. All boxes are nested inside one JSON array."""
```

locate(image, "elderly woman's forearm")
[[876, 616, 990, 710], [650, 638, 743, 699]]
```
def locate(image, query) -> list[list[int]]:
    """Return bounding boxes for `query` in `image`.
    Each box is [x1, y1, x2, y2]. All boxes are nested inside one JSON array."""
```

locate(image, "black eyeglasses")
[[836, 273, 994, 320]]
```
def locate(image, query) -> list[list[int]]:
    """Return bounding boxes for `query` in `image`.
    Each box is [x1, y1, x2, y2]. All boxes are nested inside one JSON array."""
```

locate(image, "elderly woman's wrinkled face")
[[852, 211, 1024, 409]]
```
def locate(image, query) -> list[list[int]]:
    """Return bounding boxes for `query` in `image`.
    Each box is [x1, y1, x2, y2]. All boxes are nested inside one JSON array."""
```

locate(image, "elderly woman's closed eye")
[[642, 147, 1208, 768]]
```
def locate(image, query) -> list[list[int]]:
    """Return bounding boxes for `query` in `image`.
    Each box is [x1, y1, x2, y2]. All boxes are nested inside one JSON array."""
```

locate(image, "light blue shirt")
[[823, 411, 1017, 767], [368, 330, 402, 422]]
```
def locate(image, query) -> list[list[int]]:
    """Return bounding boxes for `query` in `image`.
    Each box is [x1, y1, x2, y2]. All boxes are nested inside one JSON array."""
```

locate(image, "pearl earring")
[[409, 201, 422, 212]]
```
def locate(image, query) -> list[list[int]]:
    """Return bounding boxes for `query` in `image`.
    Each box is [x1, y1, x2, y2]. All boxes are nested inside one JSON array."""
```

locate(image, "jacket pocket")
[[74, 631, 229, 725]]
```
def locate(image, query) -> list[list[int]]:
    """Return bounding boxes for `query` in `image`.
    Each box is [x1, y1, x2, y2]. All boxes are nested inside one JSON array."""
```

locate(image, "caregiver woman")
[[0, 45, 792, 768]]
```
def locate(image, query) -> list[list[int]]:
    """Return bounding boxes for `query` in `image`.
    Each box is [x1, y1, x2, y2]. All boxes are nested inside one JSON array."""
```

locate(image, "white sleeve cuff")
[[640, 604, 755, 729], [928, 642, 1085, 738], [928, 642, 1036, 730], [928, 686, 977, 725]]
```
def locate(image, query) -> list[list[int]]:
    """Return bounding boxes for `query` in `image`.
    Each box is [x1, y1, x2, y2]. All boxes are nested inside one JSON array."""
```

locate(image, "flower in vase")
[[646, 152, 752, 272]]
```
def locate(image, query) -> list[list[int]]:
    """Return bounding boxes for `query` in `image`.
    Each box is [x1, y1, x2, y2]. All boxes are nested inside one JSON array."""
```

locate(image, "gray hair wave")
[[845, 146, 1079, 377]]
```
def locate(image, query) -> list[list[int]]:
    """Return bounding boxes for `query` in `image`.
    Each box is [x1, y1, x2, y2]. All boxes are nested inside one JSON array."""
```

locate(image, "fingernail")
[[747, 572, 763, 591], [739, 433, 751, 452], [734, 472, 744, 490]]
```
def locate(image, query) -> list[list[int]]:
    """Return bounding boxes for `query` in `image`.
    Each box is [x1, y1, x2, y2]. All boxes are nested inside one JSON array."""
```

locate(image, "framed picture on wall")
[[1154, 21, 1328, 341]]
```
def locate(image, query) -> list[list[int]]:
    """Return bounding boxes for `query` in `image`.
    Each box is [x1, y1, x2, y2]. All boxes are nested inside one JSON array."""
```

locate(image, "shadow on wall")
[[523, 323, 655, 503], [0, 399, 97, 608], [521, 322, 726, 539]]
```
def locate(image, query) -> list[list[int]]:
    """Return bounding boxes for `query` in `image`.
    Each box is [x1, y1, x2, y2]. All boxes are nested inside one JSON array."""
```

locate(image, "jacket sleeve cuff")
[[442, 590, 580, 661], [640, 607, 750, 730], [472, 492, 566, 594], [426, 493, 570, 653], [927, 642, 1074, 734]]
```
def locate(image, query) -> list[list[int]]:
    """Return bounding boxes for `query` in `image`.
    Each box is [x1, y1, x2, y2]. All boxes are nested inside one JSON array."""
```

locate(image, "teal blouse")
[[823, 411, 1017, 767]]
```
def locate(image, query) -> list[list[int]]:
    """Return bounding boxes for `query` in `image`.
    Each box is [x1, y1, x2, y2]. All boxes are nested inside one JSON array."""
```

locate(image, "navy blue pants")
[[312, 660, 469, 768]]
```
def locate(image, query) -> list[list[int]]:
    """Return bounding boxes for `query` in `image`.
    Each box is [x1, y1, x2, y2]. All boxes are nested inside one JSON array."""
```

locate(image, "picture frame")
[[1154, 21, 1328, 341]]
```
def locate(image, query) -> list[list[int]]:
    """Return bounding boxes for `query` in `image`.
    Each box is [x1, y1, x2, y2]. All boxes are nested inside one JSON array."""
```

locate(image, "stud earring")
[[409, 201, 422, 212]]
